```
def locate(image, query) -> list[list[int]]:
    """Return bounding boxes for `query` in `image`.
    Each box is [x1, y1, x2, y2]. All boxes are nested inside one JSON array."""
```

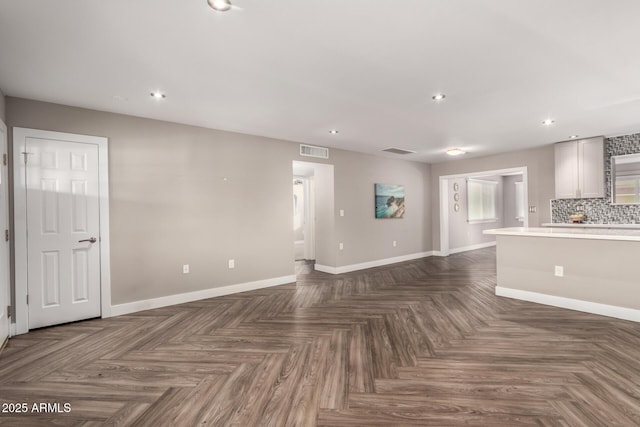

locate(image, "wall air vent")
[[382, 147, 416, 155], [300, 144, 329, 159]]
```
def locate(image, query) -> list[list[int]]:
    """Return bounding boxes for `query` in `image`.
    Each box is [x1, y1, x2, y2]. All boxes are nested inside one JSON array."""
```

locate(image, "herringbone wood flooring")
[[1, 248, 639, 426]]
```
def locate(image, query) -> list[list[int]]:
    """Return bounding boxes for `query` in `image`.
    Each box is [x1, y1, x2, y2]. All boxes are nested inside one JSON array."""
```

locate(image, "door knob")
[[78, 237, 97, 243]]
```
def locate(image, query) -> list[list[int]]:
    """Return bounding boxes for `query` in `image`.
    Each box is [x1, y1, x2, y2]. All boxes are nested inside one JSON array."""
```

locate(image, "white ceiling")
[[2, 0, 640, 163]]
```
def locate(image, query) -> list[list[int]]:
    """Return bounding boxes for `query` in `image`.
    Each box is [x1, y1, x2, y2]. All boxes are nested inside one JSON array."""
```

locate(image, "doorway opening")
[[292, 161, 316, 270], [292, 160, 334, 275], [439, 167, 528, 256]]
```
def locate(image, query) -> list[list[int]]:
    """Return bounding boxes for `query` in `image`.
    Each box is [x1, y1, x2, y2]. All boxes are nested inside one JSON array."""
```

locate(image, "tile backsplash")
[[551, 132, 640, 224]]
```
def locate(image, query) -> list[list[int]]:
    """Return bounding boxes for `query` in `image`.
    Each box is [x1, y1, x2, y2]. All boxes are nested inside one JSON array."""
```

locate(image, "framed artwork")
[[375, 184, 405, 218]]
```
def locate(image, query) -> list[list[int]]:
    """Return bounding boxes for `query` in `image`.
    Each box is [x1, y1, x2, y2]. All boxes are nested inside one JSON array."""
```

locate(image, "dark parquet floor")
[[1, 248, 639, 426]]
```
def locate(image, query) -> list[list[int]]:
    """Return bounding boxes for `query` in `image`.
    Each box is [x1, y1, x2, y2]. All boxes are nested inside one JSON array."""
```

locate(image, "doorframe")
[[438, 166, 528, 256], [0, 120, 9, 342], [13, 127, 111, 335]]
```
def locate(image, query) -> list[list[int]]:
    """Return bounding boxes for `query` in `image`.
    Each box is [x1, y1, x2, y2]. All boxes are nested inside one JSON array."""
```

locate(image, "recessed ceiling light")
[[432, 93, 446, 101], [150, 92, 166, 99], [569, 135, 579, 139], [446, 148, 466, 156], [207, 0, 232, 11], [542, 118, 555, 126], [329, 130, 339, 134]]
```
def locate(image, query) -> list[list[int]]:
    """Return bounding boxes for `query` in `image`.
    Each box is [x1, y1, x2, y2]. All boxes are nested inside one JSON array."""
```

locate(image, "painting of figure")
[[375, 183, 405, 218]]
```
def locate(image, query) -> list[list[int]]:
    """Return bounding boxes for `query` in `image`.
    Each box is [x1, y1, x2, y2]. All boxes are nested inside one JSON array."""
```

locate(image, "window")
[[467, 178, 498, 223], [515, 181, 525, 221], [614, 175, 640, 204]]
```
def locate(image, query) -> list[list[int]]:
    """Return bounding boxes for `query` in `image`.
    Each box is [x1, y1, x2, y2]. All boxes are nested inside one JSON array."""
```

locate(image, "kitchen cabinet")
[[554, 136, 604, 199]]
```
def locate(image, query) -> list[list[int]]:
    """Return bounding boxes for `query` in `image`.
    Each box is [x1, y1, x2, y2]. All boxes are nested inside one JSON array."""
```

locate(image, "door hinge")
[[4, 229, 8, 242], [7, 306, 11, 319], [2, 153, 6, 166], [26, 295, 29, 305]]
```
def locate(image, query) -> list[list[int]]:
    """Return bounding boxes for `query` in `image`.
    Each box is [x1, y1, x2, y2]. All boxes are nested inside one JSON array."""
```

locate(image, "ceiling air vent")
[[300, 144, 329, 159], [382, 147, 416, 155]]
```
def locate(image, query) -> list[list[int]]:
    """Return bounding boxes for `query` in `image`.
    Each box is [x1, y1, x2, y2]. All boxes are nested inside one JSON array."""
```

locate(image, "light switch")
[[183, 264, 190, 274], [228, 259, 235, 269], [339, 209, 345, 217], [554, 265, 564, 277]]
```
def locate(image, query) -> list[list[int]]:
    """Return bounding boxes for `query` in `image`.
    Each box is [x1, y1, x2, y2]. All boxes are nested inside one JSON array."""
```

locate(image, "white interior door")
[[0, 122, 9, 344], [24, 137, 101, 328]]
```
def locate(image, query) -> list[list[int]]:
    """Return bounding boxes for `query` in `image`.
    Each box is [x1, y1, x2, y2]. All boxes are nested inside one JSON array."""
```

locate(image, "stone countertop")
[[484, 227, 640, 242], [542, 223, 640, 229]]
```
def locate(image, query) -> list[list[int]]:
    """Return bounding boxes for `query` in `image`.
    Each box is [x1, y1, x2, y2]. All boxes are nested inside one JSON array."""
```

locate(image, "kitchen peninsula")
[[484, 227, 640, 322]]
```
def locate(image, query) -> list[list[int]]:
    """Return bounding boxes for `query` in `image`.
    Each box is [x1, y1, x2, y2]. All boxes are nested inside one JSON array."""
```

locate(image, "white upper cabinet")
[[554, 136, 604, 199]]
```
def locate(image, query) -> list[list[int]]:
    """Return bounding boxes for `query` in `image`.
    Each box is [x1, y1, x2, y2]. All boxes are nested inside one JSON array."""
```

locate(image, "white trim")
[[98, 138, 112, 318], [496, 286, 640, 323], [439, 167, 529, 257], [0, 120, 9, 340], [13, 128, 111, 334], [111, 275, 296, 317], [315, 251, 434, 275], [449, 241, 496, 255]]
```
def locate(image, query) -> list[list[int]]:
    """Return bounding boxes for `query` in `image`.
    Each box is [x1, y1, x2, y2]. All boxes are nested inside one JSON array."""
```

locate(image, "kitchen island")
[[484, 227, 640, 322]]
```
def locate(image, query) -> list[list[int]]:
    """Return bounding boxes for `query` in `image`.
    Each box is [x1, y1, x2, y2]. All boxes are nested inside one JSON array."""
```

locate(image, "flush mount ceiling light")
[[542, 118, 555, 126], [446, 148, 466, 156], [329, 130, 339, 134], [150, 92, 166, 99], [208, 0, 232, 11], [432, 93, 446, 101]]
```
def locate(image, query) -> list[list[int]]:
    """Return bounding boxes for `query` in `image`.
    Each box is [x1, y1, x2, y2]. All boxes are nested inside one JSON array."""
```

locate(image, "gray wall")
[[496, 235, 640, 310], [0, 87, 5, 123], [502, 175, 524, 228], [551, 133, 640, 224], [448, 175, 503, 251], [431, 145, 556, 252], [333, 150, 431, 266], [6, 97, 432, 306]]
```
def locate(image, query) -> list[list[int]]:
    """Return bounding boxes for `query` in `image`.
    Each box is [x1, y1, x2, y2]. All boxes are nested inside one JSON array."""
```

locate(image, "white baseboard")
[[496, 286, 640, 323], [315, 251, 434, 275], [449, 241, 496, 255], [110, 275, 296, 317]]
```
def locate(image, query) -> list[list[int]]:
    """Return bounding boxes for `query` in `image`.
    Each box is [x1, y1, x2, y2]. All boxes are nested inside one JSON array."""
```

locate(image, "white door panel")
[[0, 122, 9, 344], [26, 138, 101, 329]]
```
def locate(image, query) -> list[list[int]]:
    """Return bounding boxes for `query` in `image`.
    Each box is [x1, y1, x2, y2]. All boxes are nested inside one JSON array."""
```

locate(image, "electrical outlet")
[[529, 206, 537, 213], [339, 209, 345, 217], [339, 242, 344, 251], [228, 259, 235, 269], [554, 265, 564, 277], [576, 205, 584, 212], [183, 264, 190, 274], [393, 240, 397, 247]]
